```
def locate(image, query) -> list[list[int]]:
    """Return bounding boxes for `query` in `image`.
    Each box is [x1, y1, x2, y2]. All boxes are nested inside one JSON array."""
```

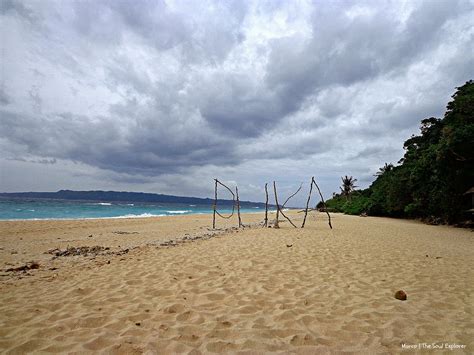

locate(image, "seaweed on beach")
[[157, 226, 243, 248], [5, 261, 40, 273], [45, 246, 130, 258]]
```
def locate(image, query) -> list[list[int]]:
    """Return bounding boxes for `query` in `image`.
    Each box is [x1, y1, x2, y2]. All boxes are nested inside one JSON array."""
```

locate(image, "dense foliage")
[[325, 81, 474, 224]]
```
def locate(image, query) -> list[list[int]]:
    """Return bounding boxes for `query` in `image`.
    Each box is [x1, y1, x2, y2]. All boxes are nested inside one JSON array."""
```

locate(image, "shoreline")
[[0, 212, 206, 222], [0, 211, 263, 224], [0, 209, 273, 222]]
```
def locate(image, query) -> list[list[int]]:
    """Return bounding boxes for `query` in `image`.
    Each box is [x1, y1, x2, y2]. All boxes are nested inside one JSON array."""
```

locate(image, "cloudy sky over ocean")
[[1, 0, 473, 204]]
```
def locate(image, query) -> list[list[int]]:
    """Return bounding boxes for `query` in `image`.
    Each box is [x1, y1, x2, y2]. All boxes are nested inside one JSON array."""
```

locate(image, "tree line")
[[324, 80, 474, 225]]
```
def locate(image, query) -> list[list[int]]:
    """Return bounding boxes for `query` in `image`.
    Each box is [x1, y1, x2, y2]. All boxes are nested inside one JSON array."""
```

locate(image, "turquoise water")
[[0, 198, 261, 220]]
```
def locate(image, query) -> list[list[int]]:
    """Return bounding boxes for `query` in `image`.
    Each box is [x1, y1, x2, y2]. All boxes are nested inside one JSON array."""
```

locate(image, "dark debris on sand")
[[157, 226, 243, 248], [5, 261, 40, 273], [45, 246, 130, 258]]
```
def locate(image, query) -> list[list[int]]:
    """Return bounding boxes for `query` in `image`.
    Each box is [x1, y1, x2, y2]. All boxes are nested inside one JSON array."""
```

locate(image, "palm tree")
[[340, 175, 357, 200], [375, 163, 394, 177]]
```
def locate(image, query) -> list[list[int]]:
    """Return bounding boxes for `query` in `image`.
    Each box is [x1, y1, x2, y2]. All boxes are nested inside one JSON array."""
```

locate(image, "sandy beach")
[[0, 212, 472, 354]]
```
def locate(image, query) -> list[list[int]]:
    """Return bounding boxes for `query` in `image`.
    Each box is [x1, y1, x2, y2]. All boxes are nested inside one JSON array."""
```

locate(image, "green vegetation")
[[339, 175, 358, 200], [325, 80, 474, 224]]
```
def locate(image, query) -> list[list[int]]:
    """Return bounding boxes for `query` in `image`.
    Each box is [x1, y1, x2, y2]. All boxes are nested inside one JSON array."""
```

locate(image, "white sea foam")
[[0, 209, 258, 221], [116, 213, 163, 218], [3, 213, 166, 221], [97, 202, 112, 206]]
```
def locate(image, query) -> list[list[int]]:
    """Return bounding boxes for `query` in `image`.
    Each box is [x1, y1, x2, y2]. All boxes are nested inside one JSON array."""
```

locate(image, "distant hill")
[[0, 190, 268, 208]]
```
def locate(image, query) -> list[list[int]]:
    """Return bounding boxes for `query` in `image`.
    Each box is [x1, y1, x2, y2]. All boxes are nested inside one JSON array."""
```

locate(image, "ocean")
[[0, 198, 262, 220]]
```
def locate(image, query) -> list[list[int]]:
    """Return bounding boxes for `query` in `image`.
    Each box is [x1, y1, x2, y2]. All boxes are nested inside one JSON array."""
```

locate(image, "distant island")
[[0, 190, 268, 208]]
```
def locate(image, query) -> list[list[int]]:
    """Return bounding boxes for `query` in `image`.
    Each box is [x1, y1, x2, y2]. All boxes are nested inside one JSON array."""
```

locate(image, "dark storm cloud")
[[1, 0, 473, 198], [0, 108, 239, 175], [71, 0, 247, 61], [8, 157, 57, 165]]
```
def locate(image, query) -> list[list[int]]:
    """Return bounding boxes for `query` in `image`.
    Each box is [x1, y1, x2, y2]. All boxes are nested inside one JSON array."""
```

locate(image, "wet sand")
[[0, 212, 472, 353]]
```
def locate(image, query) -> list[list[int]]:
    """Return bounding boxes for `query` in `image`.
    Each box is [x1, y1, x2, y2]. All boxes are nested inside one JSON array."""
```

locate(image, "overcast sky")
[[1, 0, 473, 205]]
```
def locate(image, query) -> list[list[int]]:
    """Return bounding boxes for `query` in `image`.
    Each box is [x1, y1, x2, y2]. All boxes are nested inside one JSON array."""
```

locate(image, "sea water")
[[0, 198, 260, 220]]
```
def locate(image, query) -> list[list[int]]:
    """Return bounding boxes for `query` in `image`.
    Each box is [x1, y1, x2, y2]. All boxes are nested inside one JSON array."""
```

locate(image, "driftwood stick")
[[215, 210, 235, 219], [301, 177, 314, 228], [216, 179, 235, 219], [264, 183, 269, 227], [312, 177, 332, 229], [273, 181, 297, 228], [214, 179, 236, 220], [279, 208, 298, 228], [273, 181, 280, 228], [236, 186, 242, 228], [213, 179, 217, 229], [216, 179, 236, 199], [282, 183, 302, 208]]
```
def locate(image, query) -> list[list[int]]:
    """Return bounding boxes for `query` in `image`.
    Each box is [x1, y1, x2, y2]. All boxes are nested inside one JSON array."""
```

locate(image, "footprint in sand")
[[175, 310, 205, 324], [237, 305, 259, 314], [205, 292, 226, 301], [82, 335, 114, 351], [163, 303, 185, 314], [206, 340, 238, 352], [219, 320, 232, 328], [290, 334, 318, 346]]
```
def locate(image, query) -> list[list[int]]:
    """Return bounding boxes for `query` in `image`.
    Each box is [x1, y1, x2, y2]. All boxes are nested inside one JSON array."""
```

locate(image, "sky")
[[1, 0, 473, 206]]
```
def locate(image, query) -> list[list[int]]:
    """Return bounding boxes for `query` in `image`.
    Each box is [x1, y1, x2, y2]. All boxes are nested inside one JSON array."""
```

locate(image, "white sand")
[[0, 212, 472, 353]]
